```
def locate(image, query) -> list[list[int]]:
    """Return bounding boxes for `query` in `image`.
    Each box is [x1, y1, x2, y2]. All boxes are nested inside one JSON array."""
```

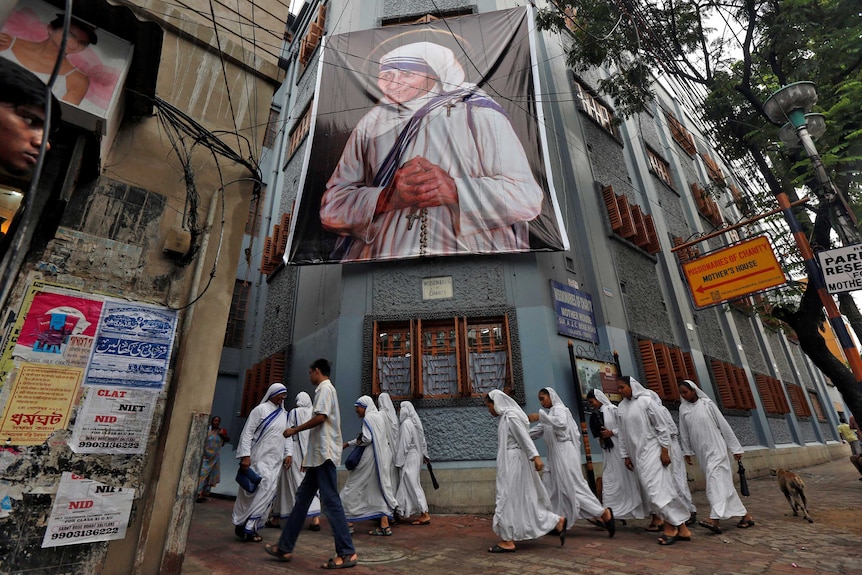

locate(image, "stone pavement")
[[183, 458, 862, 575]]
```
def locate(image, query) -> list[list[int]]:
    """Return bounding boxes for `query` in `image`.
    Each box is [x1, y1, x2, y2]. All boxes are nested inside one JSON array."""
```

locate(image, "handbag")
[[737, 459, 750, 497], [345, 445, 365, 471], [236, 466, 263, 493]]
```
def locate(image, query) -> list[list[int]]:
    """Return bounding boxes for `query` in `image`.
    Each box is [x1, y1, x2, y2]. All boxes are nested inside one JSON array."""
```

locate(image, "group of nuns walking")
[[232, 375, 752, 559]]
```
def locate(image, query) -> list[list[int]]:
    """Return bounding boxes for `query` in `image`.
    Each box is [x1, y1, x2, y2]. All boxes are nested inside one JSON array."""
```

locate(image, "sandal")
[[645, 522, 663, 532], [369, 526, 392, 536], [264, 519, 280, 529], [603, 508, 616, 538], [264, 543, 292, 562], [658, 533, 679, 546], [321, 556, 358, 569], [245, 532, 263, 543], [488, 544, 516, 553], [737, 519, 755, 529], [698, 520, 722, 534]]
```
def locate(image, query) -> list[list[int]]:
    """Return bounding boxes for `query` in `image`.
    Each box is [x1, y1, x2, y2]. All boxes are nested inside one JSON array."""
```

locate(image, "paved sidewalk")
[[183, 458, 862, 574]]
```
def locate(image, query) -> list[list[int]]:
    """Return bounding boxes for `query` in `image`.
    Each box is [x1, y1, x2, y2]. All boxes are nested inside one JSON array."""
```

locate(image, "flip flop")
[[737, 519, 755, 529], [321, 556, 358, 569], [658, 533, 679, 546], [604, 508, 616, 538], [488, 544, 516, 553], [410, 519, 431, 525], [645, 523, 663, 532], [369, 527, 392, 536], [309, 523, 322, 531], [264, 544, 292, 562], [698, 520, 722, 534], [245, 532, 263, 543]]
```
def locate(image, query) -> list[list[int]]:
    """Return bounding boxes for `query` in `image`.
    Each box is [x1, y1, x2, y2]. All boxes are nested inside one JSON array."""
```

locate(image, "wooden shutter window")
[[602, 185, 623, 232], [638, 340, 662, 396], [644, 214, 661, 254], [630, 204, 649, 249], [617, 195, 637, 239]]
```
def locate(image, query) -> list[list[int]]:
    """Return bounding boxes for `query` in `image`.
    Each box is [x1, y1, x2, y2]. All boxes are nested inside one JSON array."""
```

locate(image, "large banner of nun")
[[284, 7, 569, 265]]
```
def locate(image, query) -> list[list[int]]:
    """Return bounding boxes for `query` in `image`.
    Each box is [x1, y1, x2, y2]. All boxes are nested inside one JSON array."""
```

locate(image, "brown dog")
[[771, 468, 814, 523]]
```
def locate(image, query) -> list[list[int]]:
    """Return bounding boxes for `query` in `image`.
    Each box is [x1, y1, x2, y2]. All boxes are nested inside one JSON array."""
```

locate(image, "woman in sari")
[[678, 380, 753, 533], [196, 416, 229, 502], [341, 395, 398, 535], [378, 392, 401, 502], [485, 390, 566, 552], [528, 387, 615, 537], [395, 401, 431, 525]]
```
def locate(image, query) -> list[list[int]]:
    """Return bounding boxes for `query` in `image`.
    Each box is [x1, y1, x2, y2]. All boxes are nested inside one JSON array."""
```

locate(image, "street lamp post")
[[764, 82, 862, 390]]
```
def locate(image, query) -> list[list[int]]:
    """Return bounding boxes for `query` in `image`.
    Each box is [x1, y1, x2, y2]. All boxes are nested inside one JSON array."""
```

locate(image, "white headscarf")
[[377, 392, 400, 448], [295, 391, 312, 409], [399, 400, 428, 458], [541, 386, 580, 442], [678, 379, 711, 416], [379, 41, 468, 93], [260, 383, 287, 405], [488, 389, 528, 425], [626, 377, 652, 400], [592, 389, 613, 408], [355, 394, 378, 414]]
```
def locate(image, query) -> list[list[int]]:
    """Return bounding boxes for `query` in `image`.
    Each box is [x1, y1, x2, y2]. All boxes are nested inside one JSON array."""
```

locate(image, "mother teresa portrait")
[[319, 40, 544, 262]]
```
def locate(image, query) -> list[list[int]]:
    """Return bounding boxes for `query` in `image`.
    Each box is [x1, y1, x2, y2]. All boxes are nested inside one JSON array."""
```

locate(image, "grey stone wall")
[[819, 420, 837, 441], [370, 259, 506, 313], [733, 311, 768, 374], [693, 308, 730, 363], [420, 406, 499, 461], [615, 244, 670, 341], [765, 330, 792, 381], [727, 414, 760, 447], [799, 420, 819, 444], [767, 416, 795, 444], [657, 183, 688, 240], [582, 120, 630, 200], [258, 268, 298, 360], [637, 111, 662, 153], [788, 343, 814, 388], [381, 0, 471, 20]]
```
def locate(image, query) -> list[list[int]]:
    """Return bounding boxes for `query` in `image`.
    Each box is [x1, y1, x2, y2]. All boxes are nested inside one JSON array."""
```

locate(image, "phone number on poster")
[[51, 527, 119, 540]]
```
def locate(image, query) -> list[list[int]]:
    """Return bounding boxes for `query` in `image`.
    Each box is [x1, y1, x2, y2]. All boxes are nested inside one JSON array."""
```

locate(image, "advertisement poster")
[[1, 0, 134, 132], [13, 290, 103, 367], [284, 7, 567, 264], [0, 363, 83, 445], [69, 386, 158, 454], [576, 358, 620, 402], [41, 472, 134, 548], [84, 301, 177, 389]]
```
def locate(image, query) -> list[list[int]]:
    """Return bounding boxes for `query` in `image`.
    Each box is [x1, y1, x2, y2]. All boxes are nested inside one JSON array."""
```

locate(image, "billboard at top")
[[1, 0, 134, 134], [284, 8, 569, 264]]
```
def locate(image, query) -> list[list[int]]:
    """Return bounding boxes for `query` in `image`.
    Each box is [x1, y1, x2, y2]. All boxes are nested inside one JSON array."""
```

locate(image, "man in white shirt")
[[264, 358, 358, 569]]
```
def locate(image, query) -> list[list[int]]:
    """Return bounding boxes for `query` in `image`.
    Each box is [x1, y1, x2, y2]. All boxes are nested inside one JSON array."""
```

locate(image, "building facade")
[[222, 0, 848, 517]]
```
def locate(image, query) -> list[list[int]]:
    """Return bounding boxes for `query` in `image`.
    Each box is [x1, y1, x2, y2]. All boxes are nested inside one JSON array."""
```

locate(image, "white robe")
[[320, 90, 544, 262], [617, 381, 689, 526], [341, 399, 398, 521], [648, 392, 696, 515], [378, 393, 401, 497], [679, 388, 747, 520], [231, 398, 287, 532], [596, 400, 646, 519], [489, 390, 560, 541], [529, 389, 604, 521], [395, 418, 428, 517], [272, 394, 321, 519]]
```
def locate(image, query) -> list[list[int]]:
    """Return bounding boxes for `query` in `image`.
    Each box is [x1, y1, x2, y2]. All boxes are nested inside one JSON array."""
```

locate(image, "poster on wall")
[[0, 363, 83, 445], [0, 0, 134, 133], [12, 290, 102, 366], [41, 472, 134, 548], [284, 7, 568, 264], [84, 301, 177, 389], [68, 386, 159, 454], [576, 357, 620, 402]]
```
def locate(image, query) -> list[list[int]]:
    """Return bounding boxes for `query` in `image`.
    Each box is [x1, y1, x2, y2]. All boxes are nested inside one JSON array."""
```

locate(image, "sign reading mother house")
[[84, 301, 177, 389], [284, 7, 568, 264]]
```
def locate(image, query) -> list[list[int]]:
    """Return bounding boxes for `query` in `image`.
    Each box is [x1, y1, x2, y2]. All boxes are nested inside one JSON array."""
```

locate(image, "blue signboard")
[[550, 281, 599, 343]]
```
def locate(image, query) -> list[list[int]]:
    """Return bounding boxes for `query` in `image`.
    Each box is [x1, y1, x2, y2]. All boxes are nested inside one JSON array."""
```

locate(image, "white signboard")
[[69, 386, 158, 454], [41, 472, 134, 548], [817, 244, 862, 294], [422, 276, 453, 300]]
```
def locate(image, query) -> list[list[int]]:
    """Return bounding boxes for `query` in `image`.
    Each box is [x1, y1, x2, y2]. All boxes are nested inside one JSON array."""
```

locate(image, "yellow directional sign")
[[682, 236, 786, 308]]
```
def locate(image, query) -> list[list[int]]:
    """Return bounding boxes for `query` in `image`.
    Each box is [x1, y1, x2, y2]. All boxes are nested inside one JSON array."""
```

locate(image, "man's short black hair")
[[310, 358, 331, 377], [0, 58, 62, 124]]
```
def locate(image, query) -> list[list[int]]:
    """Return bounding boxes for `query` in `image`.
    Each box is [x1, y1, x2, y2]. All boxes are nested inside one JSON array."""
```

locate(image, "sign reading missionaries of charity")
[[550, 280, 599, 344], [284, 8, 569, 264], [682, 235, 786, 309]]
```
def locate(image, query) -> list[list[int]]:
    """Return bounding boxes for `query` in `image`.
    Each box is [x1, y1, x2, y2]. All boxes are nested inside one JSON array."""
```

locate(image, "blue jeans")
[[276, 460, 355, 557]]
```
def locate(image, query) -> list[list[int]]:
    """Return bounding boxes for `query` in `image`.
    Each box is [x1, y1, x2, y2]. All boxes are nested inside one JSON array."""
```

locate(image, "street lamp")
[[764, 82, 862, 392]]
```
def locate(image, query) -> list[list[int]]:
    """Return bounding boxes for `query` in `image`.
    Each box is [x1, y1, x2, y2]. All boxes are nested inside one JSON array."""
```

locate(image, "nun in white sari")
[[320, 41, 544, 262], [394, 401, 431, 524], [678, 380, 753, 532], [485, 390, 565, 553], [616, 377, 692, 545], [271, 392, 321, 529], [586, 389, 646, 520], [232, 383, 288, 542], [341, 395, 398, 534], [377, 392, 401, 499], [528, 387, 615, 537]]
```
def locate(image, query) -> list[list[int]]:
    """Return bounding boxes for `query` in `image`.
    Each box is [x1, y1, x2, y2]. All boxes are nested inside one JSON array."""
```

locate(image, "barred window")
[[224, 280, 251, 348], [574, 82, 614, 134], [372, 315, 513, 400], [646, 149, 674, 188]]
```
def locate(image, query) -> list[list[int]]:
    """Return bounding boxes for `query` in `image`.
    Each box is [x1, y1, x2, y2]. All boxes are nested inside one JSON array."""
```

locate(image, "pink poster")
[[13, 291, 103, 367]]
